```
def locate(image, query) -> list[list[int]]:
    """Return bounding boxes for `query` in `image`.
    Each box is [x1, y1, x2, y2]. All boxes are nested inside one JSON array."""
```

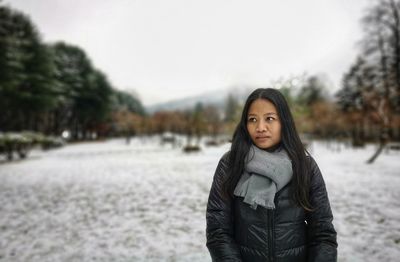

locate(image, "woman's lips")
[[256, 136, 271, 140]]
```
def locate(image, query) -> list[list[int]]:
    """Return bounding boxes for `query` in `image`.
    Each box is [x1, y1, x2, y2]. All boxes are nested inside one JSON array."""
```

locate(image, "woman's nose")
[[256, 121, 266, 132]]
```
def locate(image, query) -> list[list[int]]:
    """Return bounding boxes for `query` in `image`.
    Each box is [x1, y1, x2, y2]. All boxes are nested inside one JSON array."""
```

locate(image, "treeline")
[[143, 0, 400, 151], [286, 0, 400, 148], [0, 4, 145, 140], [2, 0, 400, 154]]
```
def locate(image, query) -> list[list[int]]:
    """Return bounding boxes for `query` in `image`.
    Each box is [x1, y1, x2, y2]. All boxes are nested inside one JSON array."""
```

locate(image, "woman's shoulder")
[[305, 154, 325, 183], [213, 151, 231, 177], [220, 151, 231, 163], [304, 151, 319, 167], [215, 151, 230, 171]]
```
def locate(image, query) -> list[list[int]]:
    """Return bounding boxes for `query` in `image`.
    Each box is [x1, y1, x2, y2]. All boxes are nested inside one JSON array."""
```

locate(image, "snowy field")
[[0, 137, 399, 262]]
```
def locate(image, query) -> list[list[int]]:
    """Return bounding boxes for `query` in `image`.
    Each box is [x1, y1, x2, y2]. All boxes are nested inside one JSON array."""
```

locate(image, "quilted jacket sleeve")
[[306, 157, 338, 262], [206, 153, 242, 261]]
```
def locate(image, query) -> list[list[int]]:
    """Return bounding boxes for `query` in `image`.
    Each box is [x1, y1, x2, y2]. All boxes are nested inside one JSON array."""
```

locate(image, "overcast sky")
[[7, 0, 371, 106]]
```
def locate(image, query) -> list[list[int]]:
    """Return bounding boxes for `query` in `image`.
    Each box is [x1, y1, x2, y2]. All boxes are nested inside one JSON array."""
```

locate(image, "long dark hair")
[[223, 88, 312, 211]]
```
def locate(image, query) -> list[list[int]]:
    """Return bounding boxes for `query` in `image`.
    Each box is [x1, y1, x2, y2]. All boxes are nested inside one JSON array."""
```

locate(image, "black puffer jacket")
[[206, 152, 337, 262]]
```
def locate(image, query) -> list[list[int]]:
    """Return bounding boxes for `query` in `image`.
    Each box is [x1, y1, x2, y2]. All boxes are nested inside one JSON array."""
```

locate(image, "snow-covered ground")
[[0, 137, 399, 262]]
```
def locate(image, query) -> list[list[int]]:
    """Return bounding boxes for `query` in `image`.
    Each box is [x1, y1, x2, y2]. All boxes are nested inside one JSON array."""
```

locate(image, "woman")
[[206, 88, 337, 262]]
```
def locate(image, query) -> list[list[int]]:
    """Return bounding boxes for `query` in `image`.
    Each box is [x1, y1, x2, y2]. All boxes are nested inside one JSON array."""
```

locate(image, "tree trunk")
[[366, 97, 390, 163], [366, 139, 386, 163]]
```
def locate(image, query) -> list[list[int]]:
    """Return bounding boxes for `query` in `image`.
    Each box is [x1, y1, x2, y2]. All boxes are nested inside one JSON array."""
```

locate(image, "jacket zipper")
[[268, 209, 275, 262]]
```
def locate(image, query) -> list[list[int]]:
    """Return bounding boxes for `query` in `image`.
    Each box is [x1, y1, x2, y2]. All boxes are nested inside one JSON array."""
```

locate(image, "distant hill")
[[146, 86, 253, 114]]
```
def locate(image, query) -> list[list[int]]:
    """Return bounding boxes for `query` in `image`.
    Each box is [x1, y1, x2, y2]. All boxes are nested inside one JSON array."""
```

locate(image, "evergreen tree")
[[51, 42, 95, 138], [0, 5, 57, 131], [112, 90, 146, 116]]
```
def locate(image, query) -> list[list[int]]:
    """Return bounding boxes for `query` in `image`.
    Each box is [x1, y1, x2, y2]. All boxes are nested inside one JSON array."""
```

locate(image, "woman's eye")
[[266, 117, 274, 121], [248, 117, 256, 122]]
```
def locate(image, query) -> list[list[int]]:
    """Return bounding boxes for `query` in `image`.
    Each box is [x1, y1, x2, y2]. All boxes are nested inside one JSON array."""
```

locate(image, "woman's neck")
[[262, 142, 282, 153]]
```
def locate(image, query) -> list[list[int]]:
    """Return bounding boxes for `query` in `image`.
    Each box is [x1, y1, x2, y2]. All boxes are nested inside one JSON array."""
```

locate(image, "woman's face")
[[246, 98, 282, 149]]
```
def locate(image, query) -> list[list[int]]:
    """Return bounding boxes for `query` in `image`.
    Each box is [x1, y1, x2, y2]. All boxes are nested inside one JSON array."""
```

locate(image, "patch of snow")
[[0, 138, 399, 261]]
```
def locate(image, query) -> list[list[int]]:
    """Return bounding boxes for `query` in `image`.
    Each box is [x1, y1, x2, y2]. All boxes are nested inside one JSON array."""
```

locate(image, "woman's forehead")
[[248, 99, 277, 113]]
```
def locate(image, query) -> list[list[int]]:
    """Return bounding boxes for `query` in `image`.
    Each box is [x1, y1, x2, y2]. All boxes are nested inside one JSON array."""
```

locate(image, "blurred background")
[[0, 0, 399, 261]]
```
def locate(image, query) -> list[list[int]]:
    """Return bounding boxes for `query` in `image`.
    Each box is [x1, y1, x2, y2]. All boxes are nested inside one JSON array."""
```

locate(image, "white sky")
[[7, 0, 371, 106]]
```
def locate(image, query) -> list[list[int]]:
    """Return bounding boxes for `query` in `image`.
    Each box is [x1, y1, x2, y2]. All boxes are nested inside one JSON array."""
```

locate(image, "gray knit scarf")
[[233, 144, 293, 210]]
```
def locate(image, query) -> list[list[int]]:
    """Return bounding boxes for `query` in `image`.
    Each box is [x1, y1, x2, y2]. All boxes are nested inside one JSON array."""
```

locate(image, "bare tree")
[[337, 0, 400, 163]]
